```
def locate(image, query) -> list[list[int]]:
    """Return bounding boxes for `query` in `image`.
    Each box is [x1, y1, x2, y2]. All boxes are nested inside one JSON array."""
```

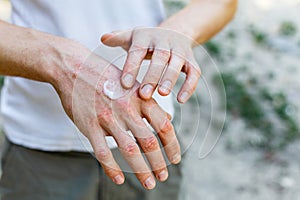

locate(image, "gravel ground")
[[179, 1, 300, 199]]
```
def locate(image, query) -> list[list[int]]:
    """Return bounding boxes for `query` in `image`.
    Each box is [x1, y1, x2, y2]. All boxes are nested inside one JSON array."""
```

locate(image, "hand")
[[52, 48, 181, 190], [0, 22, 180, 190], [101, 27, 201, 103]]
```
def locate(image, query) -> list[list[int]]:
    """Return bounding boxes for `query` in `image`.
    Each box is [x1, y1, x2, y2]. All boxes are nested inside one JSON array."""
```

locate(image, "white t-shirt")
[[1, 0, 174, 151]]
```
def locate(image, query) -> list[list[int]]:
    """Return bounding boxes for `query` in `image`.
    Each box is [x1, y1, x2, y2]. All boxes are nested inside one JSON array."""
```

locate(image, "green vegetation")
[[260, 90, 299, 149], [165, 0, 186, 9], [218, 72, 266, 129], [215, 71, 300, 152], [0, 76, 4, 88], [279, 21, 297, 37], [226, 30, 237, 39], [204, 40, 222, 58], [248, 25, 268, 45], [164, 0, 187, 15]]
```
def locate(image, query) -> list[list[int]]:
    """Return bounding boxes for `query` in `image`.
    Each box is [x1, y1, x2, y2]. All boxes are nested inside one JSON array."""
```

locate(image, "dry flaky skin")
[[54, 46, 181, 190], [0, 20, 181, 190], [0, 0, 237, 190]]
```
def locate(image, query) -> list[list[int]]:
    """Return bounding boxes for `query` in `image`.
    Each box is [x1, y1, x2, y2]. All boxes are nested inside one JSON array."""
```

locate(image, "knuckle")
[[141, 136, 159, 152], [143, 74, 159, 84], [117, 99, 137, 117], [97, 108, 113, 123], [160, 119, 173, 134], [142, 99, 157, 115], [123, 143, 140, 155], [130, 115, 144, 127], [154, 49, 170, 61], [166, 67, 180, 77], [95, 148, 112, 161], [130, 43, 146, 51], [117, 98, 131, 109]]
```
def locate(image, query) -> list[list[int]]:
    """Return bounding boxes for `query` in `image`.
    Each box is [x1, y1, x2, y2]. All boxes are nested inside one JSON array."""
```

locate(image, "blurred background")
[[1, 0, 300, 199]]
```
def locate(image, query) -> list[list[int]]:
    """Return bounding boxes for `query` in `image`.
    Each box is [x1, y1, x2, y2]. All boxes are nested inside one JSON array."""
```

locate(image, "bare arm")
[[159, 0, 238, 44], [0, 20, 181, 190]]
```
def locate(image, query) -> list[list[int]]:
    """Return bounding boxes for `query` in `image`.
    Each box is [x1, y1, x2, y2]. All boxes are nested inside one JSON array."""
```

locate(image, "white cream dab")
[[103, 80, 127, 100]]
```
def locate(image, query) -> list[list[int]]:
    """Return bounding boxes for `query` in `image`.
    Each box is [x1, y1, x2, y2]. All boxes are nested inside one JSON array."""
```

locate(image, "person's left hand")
[[101, 27, 201, 103]]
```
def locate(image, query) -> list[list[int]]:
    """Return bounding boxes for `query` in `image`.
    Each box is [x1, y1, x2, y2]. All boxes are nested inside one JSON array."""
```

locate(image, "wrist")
[[42, 35, 91, 90], [158, 23, 197, 47], [48, 38, 124, 96]]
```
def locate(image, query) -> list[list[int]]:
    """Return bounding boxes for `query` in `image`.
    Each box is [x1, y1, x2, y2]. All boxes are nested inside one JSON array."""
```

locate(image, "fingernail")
[[113, 175, 124, 185], [141, 84, 153, 98], [160, 80, 172, 94], [179, 92, 189, 103], [158, 170, 168, 182], [144, 176, 156, 190], [123, 74, 133, 87], [172, 153, 181, 164]]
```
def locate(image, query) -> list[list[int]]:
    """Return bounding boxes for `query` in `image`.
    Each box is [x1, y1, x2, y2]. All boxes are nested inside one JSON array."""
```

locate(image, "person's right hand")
[[51, 42, 181, 190], [0, 21, 180, 190]]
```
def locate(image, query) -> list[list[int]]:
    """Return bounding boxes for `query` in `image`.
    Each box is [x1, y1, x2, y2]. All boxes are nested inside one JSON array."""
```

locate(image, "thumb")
[[101, 30, 132, 50]]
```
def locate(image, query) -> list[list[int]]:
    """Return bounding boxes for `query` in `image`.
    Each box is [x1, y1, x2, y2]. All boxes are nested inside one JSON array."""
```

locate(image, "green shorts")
[[0, 138, 182, 200]]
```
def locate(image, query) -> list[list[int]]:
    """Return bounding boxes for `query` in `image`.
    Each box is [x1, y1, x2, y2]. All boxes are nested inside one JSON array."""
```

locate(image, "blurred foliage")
[[214, 71, 300, 152], [163, 0, 187, 15], [0, 76, 4, 88], [164, 0, 186, 9], [279, 21, 297, 37], [226, 30, 237, 39], [204, 40, 222, 58], [248, 25, 268, 45], [260, 90, 299, 149]]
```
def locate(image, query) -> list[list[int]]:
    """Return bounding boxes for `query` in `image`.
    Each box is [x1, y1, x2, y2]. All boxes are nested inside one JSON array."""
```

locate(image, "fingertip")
[[100, 33, 114, 43], [121, 73, 134, 89], [177, 91, 189, 104], [143, 176, 156, 190], [177, 96, 185, 104], [158, 80, 172, 96], [158, 86, 170, 96], [171, 153, 181, 165], [113, 174, 125, 185], [157, 169, 169, 182], [139, 84, 154, 99]]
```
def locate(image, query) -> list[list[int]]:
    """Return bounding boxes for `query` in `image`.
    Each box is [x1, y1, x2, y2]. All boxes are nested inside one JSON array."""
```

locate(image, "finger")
[[121, 43, 148, 89], [101, 30, 132, 50], [158, 52, 185, 96], [104, 123, 156, 190], [88, 128, 125, 185], [177, 59, 201, 103], [139, 48, 171, 99], [125, 115, 168, 182], [141, 99, 181, 164]]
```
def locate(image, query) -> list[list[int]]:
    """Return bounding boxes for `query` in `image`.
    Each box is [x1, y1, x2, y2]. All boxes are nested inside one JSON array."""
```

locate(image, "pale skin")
[[102, 0, 238, 103], [0, 0, 237, 190]]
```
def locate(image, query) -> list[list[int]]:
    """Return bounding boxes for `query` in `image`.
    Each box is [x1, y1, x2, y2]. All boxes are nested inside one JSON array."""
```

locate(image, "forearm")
[[0, 20, 91, 86], [159, 0, 238, 44]]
